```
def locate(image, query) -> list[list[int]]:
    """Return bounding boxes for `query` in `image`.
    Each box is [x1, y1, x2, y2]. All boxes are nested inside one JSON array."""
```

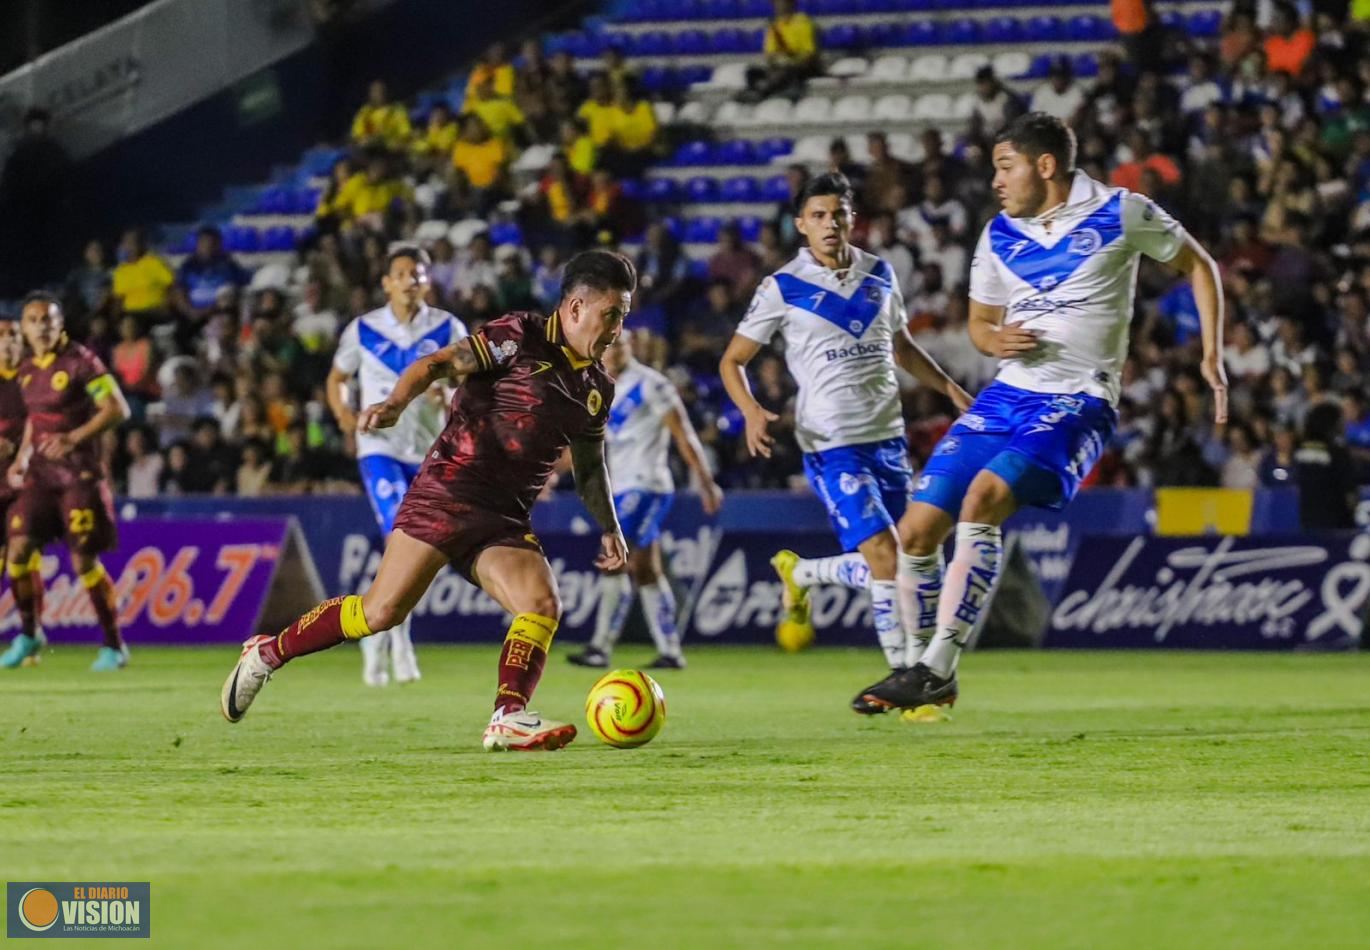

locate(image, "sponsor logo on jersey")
[[822, 340, 888, 362], [935, 436, 960, 456], [51, 370, 69, 392], [530, 360, 554, 375], [492, 340, 519, 364]]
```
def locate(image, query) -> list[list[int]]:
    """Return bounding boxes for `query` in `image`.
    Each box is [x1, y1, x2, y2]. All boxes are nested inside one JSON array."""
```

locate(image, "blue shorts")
[[614, 490, 674, 549], [802, 437, 913, 553], [358, 455, 423, 534], [913, 381, 1116, 515]]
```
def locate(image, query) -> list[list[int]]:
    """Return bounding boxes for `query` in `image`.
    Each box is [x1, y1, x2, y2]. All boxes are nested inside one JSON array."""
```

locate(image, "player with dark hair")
[[223, 249, 636, 750], [720, 171, 971, 713], [327, 243, 467, 687], [0, 309, 48, 668], [4, 293, 132, 670], [864, 111, 1227, 711]]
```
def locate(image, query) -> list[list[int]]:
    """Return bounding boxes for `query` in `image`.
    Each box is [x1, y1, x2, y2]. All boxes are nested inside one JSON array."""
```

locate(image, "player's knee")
[[961, 473, 1013, 523], [522, 591, 562, 623], [898, 513, 942, 557], [861, 531, 899, 577], [629, 550, 657, 586], [361, 593, 408, 633]]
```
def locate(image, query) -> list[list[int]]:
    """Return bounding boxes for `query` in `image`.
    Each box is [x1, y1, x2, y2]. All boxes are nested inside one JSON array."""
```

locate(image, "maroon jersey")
[[18, 339, 116, 485], [422, 310, 613, 516], [0, 370, 24, 503]]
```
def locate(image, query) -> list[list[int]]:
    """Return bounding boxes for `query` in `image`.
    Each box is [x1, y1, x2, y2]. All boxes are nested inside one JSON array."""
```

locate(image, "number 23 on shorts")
[[68, 508, 95, 534]]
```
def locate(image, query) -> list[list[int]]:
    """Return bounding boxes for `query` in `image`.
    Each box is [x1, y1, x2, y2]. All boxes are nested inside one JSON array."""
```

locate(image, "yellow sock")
[[340, 594, 373, 640], [78, 561, 109, 590], [505, 612, 557, 654], [6, 560, 30, 580]]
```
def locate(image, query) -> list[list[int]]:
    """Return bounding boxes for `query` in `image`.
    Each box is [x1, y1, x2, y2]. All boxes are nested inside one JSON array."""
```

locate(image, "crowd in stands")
[[7, 0, 1370, 525]]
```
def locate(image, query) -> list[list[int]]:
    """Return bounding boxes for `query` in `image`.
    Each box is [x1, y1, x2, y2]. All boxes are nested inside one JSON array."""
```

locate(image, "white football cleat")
[[389, 621, 420, 685], [482, 708, 577, 751], [360, 630, 390, 687], [221, 635, 276, 723]]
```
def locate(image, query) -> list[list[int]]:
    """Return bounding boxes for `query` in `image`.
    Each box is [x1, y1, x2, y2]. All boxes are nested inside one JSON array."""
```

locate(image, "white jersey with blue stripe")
[[606, 357, 682, 494], [736, 246, 906, 454], [970, 171, 1188, 406], [333, 304, 468, 463]]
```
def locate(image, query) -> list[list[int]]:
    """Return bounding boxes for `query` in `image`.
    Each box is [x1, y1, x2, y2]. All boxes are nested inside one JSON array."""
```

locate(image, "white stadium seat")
[[832, 94, 872, 122], [512, 143, 555, 174], [952, 91, 978, 120], [993, 51, 1032, 79], [828, 56, 869, 79], [701, 61, 748, 90], [886, 133, 923, 163], [873, 93, 913, 121], [753, 97, 793, 124], [862, 55, 909, 84], [675, 100, 711, 124], [909, 54, 948, 83], [414, 219, 451, 244], [793, 96, 832, 122], [653, 101, 677, 124], [912, 93, 953, 121], [448, 219, 488, 249], [949, 52, 991, 81], [791, 135, 830, 164], [714, 99, 754, 126]]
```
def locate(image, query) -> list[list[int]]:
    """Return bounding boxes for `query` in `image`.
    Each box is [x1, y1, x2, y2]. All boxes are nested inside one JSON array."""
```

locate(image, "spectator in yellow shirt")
[[745, 0, 822, 102], [350, 80, 413, 152], [332, 153, 413, 228], [111, 228, 176, 318], [559, 118, 598, 175], [464, 43, 516, 102], [611, 79, 658, 153], [450, 114, 511, 215], [412, 102, 460, 174], [576, 74, 619, 147], [463, 75, 528, 145]]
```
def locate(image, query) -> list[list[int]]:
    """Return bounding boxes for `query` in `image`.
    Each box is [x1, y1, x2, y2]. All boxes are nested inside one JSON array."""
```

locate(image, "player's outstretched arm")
[[718, 333, 779, 459], [1166, 237, 1229, 425], [664, 406, 723, 515], [570, 436, 627, 572], [358, 338, 482, 432], [893, 330, 973, 412]]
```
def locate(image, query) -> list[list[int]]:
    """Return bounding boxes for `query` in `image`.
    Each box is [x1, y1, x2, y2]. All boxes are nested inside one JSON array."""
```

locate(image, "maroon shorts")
[[391, 475, 541, 584], [8, 475, 118, 555]]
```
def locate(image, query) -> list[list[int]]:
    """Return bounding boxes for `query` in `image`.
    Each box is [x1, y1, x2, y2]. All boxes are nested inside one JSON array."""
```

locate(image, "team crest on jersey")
[[416, 339, 440, 357], [50, 370, 69, 392], [492, 340, 519, 365], [1069, 228, 1103, 256], [960, 413, 986, 431], [935, 437, 961, 456], [586, 389, 603, 415]]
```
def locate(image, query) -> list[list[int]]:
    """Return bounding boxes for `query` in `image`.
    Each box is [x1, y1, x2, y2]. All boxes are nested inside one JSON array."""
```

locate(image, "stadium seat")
[[1027, 54, 1054, 79], [735, 216, 764, 242], [1023, 17, 1063, 43], [1159, 10, 1183, 30], [253, 187, 290, 215], [653, 101, 677, 125], [685, 217, 722, 243], [951, 92, 977, 120], [886, 132, 922, 163], [715, 100, 756, 126], [761, 175, 791, 202], [899, 22, 938, 46], [513, 143, 556, 174], [672, 140, 711, 166], [1188, 10, 1222, 37], [414, 219, 450, 244], [223, 226, 260, 253], [716, 139, 758, 165], [942, 19, 979, 45], [261, 227, 296, 252], [675, 101, 711, 124], [647, 178, 681, 202], [713, 29, 750, 54], [639, 66, 673, 95], [720, 177, 760, 202], [750, 98, 792, 125], [828, 57, 869, 80], [912, 93, 953, 121], [908, 54, 948, 83], [1073, 52, 1100, 77], [699, 61, 749, 91], [684, 177, 720, 202], [619, 179, 647, 201], [756, 137, 793, 162], [863, 55, 909, 84], [674, 30, 709, 55], [449, 219, 488, 248], [790, 136, 829, 165], [873, 93, 913, 121], [660, 216, 684, 240], [832, 94, 872, 122], [793, 96, 832, 122], [678, 65, 712, 87], [290, 189, 321, 215], [488, 221, 522, 246], [822, 25, 862, 50], [993, 51, 1032, 79], [1067, 15, 1105, 41], [948, 52, 991, 81], [982, 17, 1020, 44]]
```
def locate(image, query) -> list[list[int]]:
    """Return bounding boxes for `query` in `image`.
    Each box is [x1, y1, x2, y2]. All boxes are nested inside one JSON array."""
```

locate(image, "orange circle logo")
[[19, 887, 59, 931]]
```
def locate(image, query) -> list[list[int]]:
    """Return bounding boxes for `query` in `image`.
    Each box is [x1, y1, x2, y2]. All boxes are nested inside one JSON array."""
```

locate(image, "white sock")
[[591, 574, 634, 652], [390, 614, 414, 653], [639, 576, 681, 659], [869, 579, 903, 670], [793, 553, 869, 590], [898, 550, 943, 668], [920, 523, 1002, 678]]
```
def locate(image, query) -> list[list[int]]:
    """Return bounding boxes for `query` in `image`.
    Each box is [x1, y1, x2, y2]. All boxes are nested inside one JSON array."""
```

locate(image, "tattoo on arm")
[[447, 338, 483, 377], [570, 437, 620, 534]]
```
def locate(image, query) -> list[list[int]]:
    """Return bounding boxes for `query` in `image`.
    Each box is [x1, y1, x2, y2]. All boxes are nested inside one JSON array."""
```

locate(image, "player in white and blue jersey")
[[863, 113, 1229, 713], [327, 245, 467, 687], [568, 331, 722, 670], [719, 172, 971, 713]]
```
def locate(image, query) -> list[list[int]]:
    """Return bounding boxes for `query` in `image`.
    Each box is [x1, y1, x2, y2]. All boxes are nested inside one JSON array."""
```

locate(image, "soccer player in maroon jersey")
[[4, 293, 131, 671], [222, 250, 634, 750]]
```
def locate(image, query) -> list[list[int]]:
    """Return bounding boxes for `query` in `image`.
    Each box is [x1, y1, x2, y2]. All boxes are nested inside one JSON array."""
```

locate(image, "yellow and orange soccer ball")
[[585, 669, 666, 748]]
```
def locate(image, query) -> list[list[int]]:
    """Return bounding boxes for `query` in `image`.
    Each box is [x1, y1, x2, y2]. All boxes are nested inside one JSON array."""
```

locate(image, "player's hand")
[[945, 382, 973, 413], [990, 323, 1041, 359], [38, 432, 76, 460], [5, 461, 24, 490], [699, 479, 724, 517], [743, 405, 779, 458], [1200, 354, 1229, 425], [356, 400, 403, 433], [596, 531, 628, 572]]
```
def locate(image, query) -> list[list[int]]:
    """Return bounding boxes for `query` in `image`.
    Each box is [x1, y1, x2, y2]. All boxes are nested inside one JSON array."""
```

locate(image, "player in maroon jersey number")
[[4, 293, 131, 671], [221, 250, 634, 750]]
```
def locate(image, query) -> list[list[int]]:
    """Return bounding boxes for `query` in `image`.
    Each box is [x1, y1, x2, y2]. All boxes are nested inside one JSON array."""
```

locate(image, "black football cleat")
[[851, 668, 906, 715], [646, 654, 686, 670], [567, 646, 610, 668], [859, 663, 959, 712]]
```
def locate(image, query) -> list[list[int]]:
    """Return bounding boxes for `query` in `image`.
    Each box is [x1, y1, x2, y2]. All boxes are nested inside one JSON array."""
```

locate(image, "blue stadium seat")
[[672, 141, 711, 166], [942, 19, 979, 45], [1023, 17, 1063, 42], [1159, 10, 1183, 30], [735, 216, 764, 242], [756, 138, 793, 162], [488, 222, 523, 246], [714, 29, 749, 54], [647, 178, 681, 202], [253, 187, 288, 215], [685, 217, 722, 243], [1188, 10, 1222, 37], [699, 0, 734, 18], [716, 140, 757, 165], [673, 30, 709, 55], [720, 177, 759, 202], [983, 17, 1021, 43], [620, 179, 648, 201], [1067, 15, 1105, 41], [290, 189, 320, 215], [661, 216, 684, 240], [822, 25, 862, 50], [744, 28, 766, 52], [171, 230, 198, 255], [262, 227, 296, 252], [640, 66, 673, 95], [223, 227, 260, 253], [898, 22, 938, 46], [740, 0, 769, 16], [762, 175, 790, 203], [1073, 52, 1099, 77], [685, 177, 720, 202], [864, 22, 900, 48], [687, 259, 710, 281], [639, 31, 674, 56], [1027, 54, 1053, 78]]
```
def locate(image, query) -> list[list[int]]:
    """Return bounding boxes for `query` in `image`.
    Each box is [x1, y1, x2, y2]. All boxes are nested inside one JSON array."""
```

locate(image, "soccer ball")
[[585, 670, 666, 748], [775, 618, 815, 653]]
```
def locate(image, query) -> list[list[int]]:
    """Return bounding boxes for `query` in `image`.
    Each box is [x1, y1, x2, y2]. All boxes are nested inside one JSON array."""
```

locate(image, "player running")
[[3, 293, 132, 671], [0, 310, 47, 667], [327, 245, 467, 687], [222, 250, 634, 751], [862, 113, 1227, 712], [567, 332, 723, 670], [719, 172, 971, 713]]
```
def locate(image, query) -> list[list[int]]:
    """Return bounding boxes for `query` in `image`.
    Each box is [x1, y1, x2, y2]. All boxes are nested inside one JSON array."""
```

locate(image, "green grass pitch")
[[3, 645, 1369, 948]]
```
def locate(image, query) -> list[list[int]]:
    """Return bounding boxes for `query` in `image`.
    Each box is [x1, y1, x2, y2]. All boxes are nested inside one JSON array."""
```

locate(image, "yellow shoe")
[[901, 704, 952, 724], [769, 549, 811, 626]]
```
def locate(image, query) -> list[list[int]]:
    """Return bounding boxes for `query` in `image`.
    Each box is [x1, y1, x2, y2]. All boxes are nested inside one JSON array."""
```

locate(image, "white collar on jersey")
[[1023, 171, 1106, 229], [381, 303, 430, 328], [794, 245, 874, 283]]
